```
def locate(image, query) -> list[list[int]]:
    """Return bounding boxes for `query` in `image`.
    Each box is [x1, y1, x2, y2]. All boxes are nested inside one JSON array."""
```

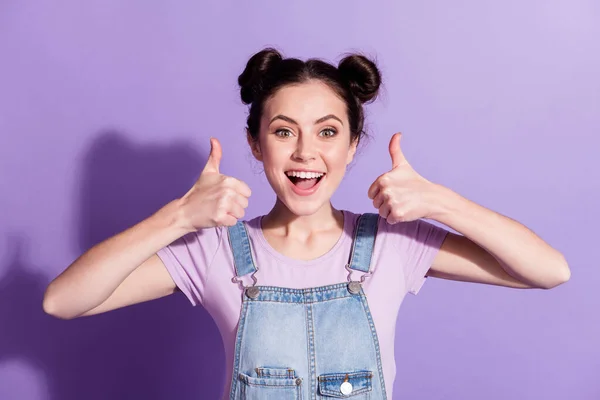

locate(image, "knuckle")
[[219, 188, 235, 202], [222, 176, 235, 187], [216, 214, 235, 227], [216, 202, 230, 215], [224, 187, 237, 197], [391, 209, 405, 220], [213, 210, 225, 222]]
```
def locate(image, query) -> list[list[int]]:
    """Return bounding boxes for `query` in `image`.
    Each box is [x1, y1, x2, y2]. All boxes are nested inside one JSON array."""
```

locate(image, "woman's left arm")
[[426, 185, 570, 289], [369, 133, 571, 290]]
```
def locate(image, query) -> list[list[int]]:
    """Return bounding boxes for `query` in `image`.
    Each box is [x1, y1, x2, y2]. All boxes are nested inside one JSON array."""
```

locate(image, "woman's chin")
[[271, 177, 340, 216]]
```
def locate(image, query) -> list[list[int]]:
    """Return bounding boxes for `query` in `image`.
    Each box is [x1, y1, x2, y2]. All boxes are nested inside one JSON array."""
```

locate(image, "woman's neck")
[[261, 199, 343, 238]]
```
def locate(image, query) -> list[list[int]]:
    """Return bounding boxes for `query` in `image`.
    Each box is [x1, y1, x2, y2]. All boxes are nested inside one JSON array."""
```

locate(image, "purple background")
[[0, 1, 598, 399]]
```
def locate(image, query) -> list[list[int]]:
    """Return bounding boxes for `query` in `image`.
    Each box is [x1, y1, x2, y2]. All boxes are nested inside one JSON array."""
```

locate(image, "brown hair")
[[238, 48, 382, 144]]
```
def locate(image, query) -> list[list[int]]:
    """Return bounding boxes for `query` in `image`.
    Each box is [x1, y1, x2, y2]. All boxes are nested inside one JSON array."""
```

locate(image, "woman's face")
[[249, 80, 358, 216]]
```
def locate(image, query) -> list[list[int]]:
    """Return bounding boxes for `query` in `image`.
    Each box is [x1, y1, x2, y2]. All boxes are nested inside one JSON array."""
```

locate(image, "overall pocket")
[[238, 367, 302, 400], [318, 371, 373, 399]]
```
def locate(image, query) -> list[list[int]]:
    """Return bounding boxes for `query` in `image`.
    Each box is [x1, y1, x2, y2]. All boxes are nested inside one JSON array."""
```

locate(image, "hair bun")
[[338, 54, 381, 103], [238, 48, 283, 104]]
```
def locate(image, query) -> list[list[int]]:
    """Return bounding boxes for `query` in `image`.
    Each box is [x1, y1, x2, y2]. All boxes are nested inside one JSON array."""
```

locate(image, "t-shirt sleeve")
[[384, 218, 449, 295], [156, 226, 224, 306]]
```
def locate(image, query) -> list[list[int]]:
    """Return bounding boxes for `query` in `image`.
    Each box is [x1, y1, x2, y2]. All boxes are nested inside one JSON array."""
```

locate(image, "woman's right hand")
[[43, 137, 249, 319], [179, 137, 252, 230]]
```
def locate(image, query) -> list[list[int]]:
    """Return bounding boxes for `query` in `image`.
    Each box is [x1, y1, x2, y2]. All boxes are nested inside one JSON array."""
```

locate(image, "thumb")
[[389, 132, 407, 169], [203, 137, 222, 174]]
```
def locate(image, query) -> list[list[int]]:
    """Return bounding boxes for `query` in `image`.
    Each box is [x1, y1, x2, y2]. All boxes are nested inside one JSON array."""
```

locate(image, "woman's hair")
[[238, 48, 382, 144]]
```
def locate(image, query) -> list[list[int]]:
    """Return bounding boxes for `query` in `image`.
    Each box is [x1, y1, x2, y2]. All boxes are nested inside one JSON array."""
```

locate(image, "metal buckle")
[[231, 272, 259, 299], [345, 264, 370, 294]]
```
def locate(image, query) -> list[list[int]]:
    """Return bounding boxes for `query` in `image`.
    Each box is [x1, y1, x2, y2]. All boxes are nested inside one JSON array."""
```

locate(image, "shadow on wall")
[[0, 130, 225, 400]]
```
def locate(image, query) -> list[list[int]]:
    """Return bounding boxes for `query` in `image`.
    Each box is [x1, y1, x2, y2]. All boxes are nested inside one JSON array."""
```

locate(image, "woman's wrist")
[[154, 198, 196, 240]]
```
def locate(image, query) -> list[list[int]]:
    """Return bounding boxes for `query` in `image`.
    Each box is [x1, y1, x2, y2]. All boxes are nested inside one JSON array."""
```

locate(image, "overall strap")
[[227, 221, 257, 278], [347, 213, 379, 273]]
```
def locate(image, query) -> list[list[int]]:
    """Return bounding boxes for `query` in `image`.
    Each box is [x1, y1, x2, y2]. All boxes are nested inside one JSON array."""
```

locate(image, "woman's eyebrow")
[[269, 115, 298, 126], [269, 114, 344, 126], [315, 114, 343, 125]]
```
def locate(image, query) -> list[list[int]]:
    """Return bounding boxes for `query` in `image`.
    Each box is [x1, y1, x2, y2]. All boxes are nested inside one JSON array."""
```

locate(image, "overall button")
[[245, 286, 260, 299], [347, 281, 361, 294], [340, 381, 353, 395], [295, 378, 302, 386]]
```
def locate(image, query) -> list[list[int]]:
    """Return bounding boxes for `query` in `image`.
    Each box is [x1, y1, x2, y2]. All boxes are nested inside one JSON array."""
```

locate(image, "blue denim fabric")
[[227, 213, 387, 400]]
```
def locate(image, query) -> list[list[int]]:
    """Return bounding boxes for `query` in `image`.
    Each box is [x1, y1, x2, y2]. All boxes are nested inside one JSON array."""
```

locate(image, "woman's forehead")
[[263, 82, 348, 122]]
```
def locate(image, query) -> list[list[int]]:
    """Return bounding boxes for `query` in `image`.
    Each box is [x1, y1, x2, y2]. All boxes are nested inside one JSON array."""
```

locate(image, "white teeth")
[[286, 171, 324, 179]]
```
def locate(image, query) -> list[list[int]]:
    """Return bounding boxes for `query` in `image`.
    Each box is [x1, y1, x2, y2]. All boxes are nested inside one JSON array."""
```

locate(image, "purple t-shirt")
[[157, 210, 448, 399]]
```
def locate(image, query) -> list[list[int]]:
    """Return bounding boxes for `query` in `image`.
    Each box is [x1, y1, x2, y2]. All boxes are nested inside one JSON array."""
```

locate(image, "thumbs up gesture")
[[179, 138, 252, 230], [367, 133, 439, 224]]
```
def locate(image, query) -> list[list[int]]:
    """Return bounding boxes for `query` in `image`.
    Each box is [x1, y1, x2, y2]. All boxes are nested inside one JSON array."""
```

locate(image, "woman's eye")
[[275, 129, 293, 137], [319, 128, 337, 138]]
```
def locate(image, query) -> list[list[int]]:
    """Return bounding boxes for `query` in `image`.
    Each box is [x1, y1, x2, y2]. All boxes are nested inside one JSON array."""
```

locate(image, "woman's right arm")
[[43, 138, 251, 319], [43, 199, 189, 319]]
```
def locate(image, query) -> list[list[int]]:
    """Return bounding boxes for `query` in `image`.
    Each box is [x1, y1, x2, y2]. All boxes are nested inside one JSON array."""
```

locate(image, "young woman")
[[43, 48, 570, 400]]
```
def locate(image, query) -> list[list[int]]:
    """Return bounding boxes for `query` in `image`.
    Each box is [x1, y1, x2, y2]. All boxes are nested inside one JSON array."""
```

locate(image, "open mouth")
[[286, 171, 325, 191]]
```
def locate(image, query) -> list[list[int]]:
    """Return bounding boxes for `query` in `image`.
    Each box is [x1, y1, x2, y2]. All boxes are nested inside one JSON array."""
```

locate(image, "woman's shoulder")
[[344, 210, 446, 240], [239, 215, 262, 232]]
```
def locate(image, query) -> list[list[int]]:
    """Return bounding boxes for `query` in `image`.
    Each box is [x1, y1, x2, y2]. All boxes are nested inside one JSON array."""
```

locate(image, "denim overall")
[[227, 213, 387, 400]]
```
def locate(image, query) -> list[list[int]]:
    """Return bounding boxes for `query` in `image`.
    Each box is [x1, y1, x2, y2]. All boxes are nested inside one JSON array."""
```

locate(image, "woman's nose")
[[292, 137, 316, 161]]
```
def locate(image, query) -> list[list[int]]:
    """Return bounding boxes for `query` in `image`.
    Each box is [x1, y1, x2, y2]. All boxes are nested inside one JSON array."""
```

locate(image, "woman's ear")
[[346, 138, 358, 165], [247, 129, 263, 162]]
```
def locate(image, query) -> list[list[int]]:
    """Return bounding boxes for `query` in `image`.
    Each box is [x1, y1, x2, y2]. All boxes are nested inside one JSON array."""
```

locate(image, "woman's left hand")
[[368, 133, 442, 224]]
